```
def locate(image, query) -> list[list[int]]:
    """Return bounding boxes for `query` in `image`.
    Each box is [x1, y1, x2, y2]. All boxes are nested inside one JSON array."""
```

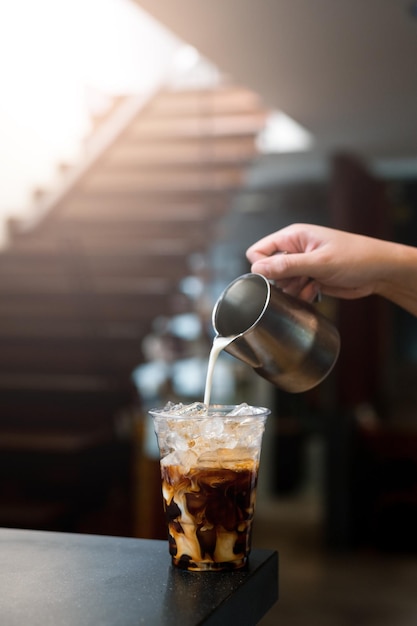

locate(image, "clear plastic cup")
[[150, 403, 270, 571]]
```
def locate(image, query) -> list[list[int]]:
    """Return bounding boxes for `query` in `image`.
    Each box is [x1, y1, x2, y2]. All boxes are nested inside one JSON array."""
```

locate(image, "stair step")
[[81, 166, 245, 193], [0, 426, 114, 453], [0, 316, 147, 339], [0, 335, 143, 375], [0, 243, 192, 264], [0, 290, 171, 316], [0, 274, 175, 295], [147, 86, 265, 116], [10, 222, 210, 252], [55, 195, 226, 220], [103, 135, 258, 166], [129, 112, 267, 139]]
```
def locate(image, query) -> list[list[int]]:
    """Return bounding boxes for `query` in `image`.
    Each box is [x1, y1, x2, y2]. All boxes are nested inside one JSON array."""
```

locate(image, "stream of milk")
[[203, 334, 237, 407]]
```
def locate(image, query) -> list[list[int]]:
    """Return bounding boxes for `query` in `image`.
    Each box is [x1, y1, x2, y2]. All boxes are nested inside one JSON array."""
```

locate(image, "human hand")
[[246, 223, 392, 303]]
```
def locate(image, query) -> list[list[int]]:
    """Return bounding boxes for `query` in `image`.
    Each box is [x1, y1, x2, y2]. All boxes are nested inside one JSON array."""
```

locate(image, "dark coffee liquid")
[[161, 462, 258, 570]]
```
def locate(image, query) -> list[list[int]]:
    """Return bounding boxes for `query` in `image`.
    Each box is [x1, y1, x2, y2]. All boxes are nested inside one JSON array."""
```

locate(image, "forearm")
[[375, 241, 417, 316]]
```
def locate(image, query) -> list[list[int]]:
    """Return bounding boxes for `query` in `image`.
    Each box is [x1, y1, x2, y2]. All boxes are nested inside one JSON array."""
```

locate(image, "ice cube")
[[197, 450, 222, 468], [162, 401, 183, 413], [166, 431, 189, 452], [174, 449, 198, 473], [179, 402, 207, 416], [226, 403, 252, 416], [159, 401, 208, 417], [161, 450, 181, 467], [161, 449, 199, 471], [223, 437, 237, 449], [200, 417, 224, 438]]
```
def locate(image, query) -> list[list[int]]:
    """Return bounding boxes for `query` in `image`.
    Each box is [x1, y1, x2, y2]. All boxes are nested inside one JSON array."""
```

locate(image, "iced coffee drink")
[[150, 402, 269, 571]]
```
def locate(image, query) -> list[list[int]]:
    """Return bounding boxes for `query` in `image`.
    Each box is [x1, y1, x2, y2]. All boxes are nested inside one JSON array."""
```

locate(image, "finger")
[[246, 224, 312, 262], [298, 280, 321, 303], [270, 277, 293, 291], [251, 251, 317, 281], [278, 276, 312, 298], [246, 233, 292, 262]]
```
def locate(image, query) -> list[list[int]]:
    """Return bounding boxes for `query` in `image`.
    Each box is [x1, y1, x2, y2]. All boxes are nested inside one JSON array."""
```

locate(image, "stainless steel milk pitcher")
[[212, 273, 340, 393]]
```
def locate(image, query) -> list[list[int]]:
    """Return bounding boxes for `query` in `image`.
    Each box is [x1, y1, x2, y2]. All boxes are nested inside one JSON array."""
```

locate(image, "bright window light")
[[172, 45, 201, 73], [256, 111, 314, 153], [0, 0, 182, 244]]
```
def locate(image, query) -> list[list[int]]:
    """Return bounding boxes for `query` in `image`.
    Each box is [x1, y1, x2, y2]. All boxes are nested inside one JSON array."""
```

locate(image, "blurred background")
[[1, 1, 417, 623]]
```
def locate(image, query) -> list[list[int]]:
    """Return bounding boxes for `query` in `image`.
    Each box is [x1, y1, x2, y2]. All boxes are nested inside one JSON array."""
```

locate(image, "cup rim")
[[149, 403, 270, 420]]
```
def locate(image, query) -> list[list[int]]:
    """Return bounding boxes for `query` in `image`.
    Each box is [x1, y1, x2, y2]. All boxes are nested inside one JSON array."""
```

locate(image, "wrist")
[[375, 241, 417, 309]]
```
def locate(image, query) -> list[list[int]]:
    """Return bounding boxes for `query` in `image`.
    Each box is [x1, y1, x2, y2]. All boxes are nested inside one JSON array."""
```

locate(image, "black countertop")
[[0, 528, 278, 625]]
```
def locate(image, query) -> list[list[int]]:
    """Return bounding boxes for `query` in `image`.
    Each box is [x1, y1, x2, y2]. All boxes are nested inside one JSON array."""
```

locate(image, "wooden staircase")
[[0, 81, 269, 535]]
